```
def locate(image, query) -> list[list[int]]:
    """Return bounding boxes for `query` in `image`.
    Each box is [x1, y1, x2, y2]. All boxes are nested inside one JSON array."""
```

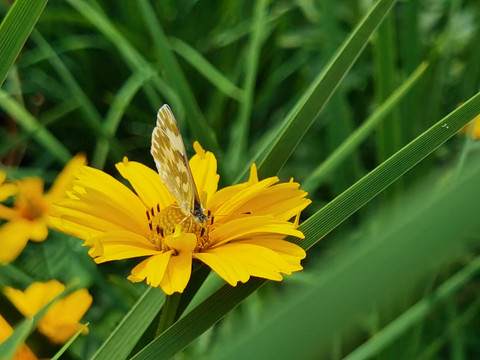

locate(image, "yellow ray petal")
[[0, 203, 18, 220], [91, 231, 161, 263], [40, 288, 92, 343], [53, 195, 148, 238], [0, 182, 17, 202], [29, 218, 49, 242], [128, 252, 172, 287], [72, 166, 147, 230], [209, 177, 279, 216], [45, 154, 87, 203], [234, 238, 306, 271], [160, 231, 197, 294], [195, 243, 296, 285], [210, 215, 304, 246], [189, 142, 219, 206], [115, 158, 174, 209], [4, 280, 64, 317], [0, 220, 33, 264]]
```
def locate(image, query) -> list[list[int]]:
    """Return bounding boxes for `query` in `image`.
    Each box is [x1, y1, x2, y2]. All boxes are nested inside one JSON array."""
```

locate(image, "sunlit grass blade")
[[0, 0, 48, 86], [91, 287, 165, 360], [344, 257, 480, 360], [129, 92, 480, 360], [169, 37, 245, 102], [92, 71, 151, 168], [238, 0, 397, 181], [302, 61, 429, 194], [0, 89, 71, 163]]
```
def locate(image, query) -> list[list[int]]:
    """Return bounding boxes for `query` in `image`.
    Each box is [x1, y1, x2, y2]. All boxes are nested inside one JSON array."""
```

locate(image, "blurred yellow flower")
[[461, 114, 480, 139], [3, 280, 92, 344], [0, 315, 37, 360], [0, 154, 86, 263], [52, 142, 311, 295]]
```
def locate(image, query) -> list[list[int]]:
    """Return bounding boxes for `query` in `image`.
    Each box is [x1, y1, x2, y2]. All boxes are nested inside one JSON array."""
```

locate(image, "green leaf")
[[0, 0, 48, 87], [238, 0, 397, 181], [302, 61, 429, 194], [91, 287, 165, 360], [130, 91, 480, 359]]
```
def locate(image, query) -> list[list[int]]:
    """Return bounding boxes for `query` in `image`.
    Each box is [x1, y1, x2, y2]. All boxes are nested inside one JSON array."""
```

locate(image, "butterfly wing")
[[151, 105, 200, 216]]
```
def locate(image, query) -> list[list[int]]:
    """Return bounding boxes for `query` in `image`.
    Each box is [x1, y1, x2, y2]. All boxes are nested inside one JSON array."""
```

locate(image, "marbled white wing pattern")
[[151, 105, 205, 221]]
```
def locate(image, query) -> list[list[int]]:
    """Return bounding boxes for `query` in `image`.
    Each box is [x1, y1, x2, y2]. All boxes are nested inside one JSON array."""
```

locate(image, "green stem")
[[156, 292, 182, 337]]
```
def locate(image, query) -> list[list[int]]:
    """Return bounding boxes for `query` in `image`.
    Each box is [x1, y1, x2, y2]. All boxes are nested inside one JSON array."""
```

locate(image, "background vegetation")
[[1, 0, 480, 358]]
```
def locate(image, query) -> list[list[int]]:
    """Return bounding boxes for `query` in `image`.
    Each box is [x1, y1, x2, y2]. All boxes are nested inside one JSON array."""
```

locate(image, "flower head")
[[0, 155, 86, 263], [52, 142, 310, 295], [0, 315, 37, 360], [3, 280, 92, 344]]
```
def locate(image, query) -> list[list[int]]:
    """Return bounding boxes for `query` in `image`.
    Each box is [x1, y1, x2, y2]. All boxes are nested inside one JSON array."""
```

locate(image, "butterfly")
[[150, 104, 207, 223]]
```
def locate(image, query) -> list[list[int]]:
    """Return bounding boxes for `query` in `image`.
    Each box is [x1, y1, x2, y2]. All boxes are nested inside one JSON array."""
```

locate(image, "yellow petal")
[[29, 218, 49, 242], [53, 196, 148, 238], [209, 177, 279, 217], [90, 231, 161, 263], [195, 243, 296, 285], [115, 158, 174, 210], [235, 238, 306, 271], [0, 182, 17, 202], [0, 203, 18, 220], [128, 252, 172, 287], [4, 280, 64, 317], [39, 288, 92, 344], [71, 166, 148, 234], [160, 232, 197, 294], [190, 142, 219, 206], [45, 154, 87, 204], [236, 182, 311, 221], [0, 220, 32, 264], [210, 215, 304, 247]]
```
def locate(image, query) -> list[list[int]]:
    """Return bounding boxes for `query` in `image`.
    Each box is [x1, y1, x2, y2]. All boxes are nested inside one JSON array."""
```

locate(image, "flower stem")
[[156, 292, 182, 337]]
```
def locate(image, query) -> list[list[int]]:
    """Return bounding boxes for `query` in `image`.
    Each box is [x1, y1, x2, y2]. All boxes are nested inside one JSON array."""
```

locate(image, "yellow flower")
[[3, 280, 92, 344], [52, 142, 311, 295], [0, 315, 38, 360], [460, 114, 480, 139], [0, 155, 86, 263]]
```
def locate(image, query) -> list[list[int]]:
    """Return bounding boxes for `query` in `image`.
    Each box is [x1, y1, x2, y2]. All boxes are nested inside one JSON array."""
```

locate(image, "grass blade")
[[236, 0, 396, 181], [303, 61, 429, 194], [0, 0, 48, 86], [91, 287, 164, 360]]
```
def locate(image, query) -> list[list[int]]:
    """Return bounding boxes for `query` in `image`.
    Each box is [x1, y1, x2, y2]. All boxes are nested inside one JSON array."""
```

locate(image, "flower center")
[[17, 196, 48, 221], [146, 204, 213, 252]]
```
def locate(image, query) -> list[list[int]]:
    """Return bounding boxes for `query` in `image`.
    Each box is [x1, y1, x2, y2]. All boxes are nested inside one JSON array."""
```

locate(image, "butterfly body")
[[151, 105, 207, 224]]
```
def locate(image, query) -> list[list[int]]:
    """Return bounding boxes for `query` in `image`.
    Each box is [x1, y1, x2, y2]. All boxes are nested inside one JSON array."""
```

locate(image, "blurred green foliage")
[[1, 0, 480, 359]]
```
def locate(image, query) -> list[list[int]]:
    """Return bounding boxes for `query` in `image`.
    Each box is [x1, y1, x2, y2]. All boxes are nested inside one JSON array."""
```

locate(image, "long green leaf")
[[238, 0, 396, 181], [91, 287, 165, 360], [303, 61, 428, 194], [130, 93, 480, 359], [0, 0, 48, 87]]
